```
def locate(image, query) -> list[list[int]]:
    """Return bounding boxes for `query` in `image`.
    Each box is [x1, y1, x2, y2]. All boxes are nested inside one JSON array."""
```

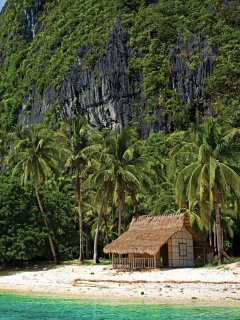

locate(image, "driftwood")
[[71, 279, 109, 288], [223, 251, 231, 261], [72, 278, 240, 285]]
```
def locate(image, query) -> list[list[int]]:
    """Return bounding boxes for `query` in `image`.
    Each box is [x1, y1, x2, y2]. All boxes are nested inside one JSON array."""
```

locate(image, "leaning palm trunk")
[[212, 186, 223, 265], [35, 183, 58, 263]]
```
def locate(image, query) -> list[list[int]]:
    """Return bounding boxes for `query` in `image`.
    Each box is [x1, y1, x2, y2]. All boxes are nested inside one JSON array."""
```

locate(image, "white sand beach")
[[0, 262, 240, 303]]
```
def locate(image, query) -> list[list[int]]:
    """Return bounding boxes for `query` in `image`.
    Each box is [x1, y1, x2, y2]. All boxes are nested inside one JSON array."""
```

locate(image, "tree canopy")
[[0, 0, 240, 265]]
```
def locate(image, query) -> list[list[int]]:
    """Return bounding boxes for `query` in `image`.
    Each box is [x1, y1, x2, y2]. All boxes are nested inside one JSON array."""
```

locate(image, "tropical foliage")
[[6, 123, 64, 263], [0, 175, 77, 264], [0, 0, 240, 136], [82, 128, 153, 262], [0, 115, 239, 265], [64, 116, 101, 261], [0, 0, 239, 265]]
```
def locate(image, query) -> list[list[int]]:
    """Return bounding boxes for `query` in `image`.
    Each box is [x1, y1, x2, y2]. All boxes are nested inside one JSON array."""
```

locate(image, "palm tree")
[[147, 181, 177, 215], [6, 124, 62, 263], [82, 156, 116, 263], [83, 128, 152, 263], [65, 116, 101, 261], [99, 128, 152, 235], [93, 180, 114, 264], [170, 117, 240, 265]]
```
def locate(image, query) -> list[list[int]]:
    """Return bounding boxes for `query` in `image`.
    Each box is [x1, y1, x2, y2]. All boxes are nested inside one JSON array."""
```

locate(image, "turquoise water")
[[0, 293, 240, 320]]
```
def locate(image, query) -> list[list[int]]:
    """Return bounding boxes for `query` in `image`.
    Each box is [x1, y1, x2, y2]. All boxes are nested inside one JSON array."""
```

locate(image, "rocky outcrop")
[[0, 3, 6, 14], [19, 86, 58, 124], [169, 32, 217, 120], [22, 0, 46, 40], [20, 19, 144, 133], [58, 20, 144, 132], [19, 23, 217, 135]]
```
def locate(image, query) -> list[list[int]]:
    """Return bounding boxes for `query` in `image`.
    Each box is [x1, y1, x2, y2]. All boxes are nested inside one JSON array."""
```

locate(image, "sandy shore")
[[0, 262, 240, 303]]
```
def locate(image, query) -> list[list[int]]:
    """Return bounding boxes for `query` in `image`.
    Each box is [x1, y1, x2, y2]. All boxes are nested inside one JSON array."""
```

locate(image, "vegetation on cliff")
[[0, 0, 239, 136], [0, 0, 239, 265]]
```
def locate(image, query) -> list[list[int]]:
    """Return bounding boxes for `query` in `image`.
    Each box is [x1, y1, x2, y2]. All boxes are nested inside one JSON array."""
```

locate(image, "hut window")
[[179, 243, 187, 256]]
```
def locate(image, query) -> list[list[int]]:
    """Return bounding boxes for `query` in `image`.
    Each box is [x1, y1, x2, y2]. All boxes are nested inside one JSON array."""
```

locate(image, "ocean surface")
[[0, 293, 240, 320]]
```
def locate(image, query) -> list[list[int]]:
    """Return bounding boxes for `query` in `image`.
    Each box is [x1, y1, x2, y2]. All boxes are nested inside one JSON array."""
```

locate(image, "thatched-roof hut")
[[104, 213, 213, 269]]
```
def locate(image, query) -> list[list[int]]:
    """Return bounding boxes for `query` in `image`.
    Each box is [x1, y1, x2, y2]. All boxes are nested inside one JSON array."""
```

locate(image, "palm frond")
[[175, 162, 198, 206], [209, 156, 217, 189], [187, 163, 203, 209], [219, 163, 240, 198]]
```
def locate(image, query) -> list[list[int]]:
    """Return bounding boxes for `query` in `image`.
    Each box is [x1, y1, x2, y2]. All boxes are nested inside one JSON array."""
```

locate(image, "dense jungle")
[[0, 0, 239, 266]]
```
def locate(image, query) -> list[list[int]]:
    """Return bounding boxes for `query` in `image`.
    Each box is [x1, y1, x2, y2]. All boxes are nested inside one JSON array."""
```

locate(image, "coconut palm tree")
[[83, 154, 117, 263], [170, 117, 240, 265], [99, 128, 152, 235], [83, 128, 152, 263], [6, 123, 62, 263], [64, 116, 101, 261]]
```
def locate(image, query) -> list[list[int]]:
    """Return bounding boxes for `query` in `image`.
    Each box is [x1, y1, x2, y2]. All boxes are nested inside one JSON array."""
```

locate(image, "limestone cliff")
[[2, 0, 237, 136], [19, 21, 216, 135]]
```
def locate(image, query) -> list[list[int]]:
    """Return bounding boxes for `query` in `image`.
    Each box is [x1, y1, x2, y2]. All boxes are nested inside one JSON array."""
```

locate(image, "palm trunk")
[[76, 171, 84, 262], [93, 194, 105, 264], [104, 217, 109, 245], [212, 186, 223, 265], [117, 186, 125, 236], [209, 222, 212, 246], [35, 183, 58, 264], [85, 233, 90, 259], [117, 197, 123, 236], [213, 221, 217, 252], [78, 199, 84, 262]]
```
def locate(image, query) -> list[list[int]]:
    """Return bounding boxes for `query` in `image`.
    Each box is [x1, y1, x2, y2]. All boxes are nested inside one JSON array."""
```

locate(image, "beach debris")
[[71, 279, 108, 288]]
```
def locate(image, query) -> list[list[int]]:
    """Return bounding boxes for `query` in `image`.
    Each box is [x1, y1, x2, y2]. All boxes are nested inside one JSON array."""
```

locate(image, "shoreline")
[[1, 289, 240, 308], [0, 262, 239, 304]]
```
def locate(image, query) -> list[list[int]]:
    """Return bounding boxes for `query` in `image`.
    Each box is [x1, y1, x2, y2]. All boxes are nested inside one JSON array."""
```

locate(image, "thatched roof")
[[104, 213, 213, 255]]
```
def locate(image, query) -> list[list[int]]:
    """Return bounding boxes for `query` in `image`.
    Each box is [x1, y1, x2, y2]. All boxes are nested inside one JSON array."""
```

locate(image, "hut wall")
[[155, 250, 161, 267], [129, 253, 152, 258], [127, 252, 157, 268], [168, 227, 194, 267]]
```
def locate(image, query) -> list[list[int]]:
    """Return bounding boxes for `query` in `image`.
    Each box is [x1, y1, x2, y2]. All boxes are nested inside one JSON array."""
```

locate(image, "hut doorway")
[[160, 243, 169, 267]]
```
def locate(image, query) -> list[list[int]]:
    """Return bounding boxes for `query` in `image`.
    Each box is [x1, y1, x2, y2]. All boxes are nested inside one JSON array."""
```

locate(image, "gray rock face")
[[20, 19, 144, 132], [19, 22, 217, 135], [59, 20, 143, 132], [23, 0, 46, 40], [19, 86, 58, 125], [169, 32, 217, 120]]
